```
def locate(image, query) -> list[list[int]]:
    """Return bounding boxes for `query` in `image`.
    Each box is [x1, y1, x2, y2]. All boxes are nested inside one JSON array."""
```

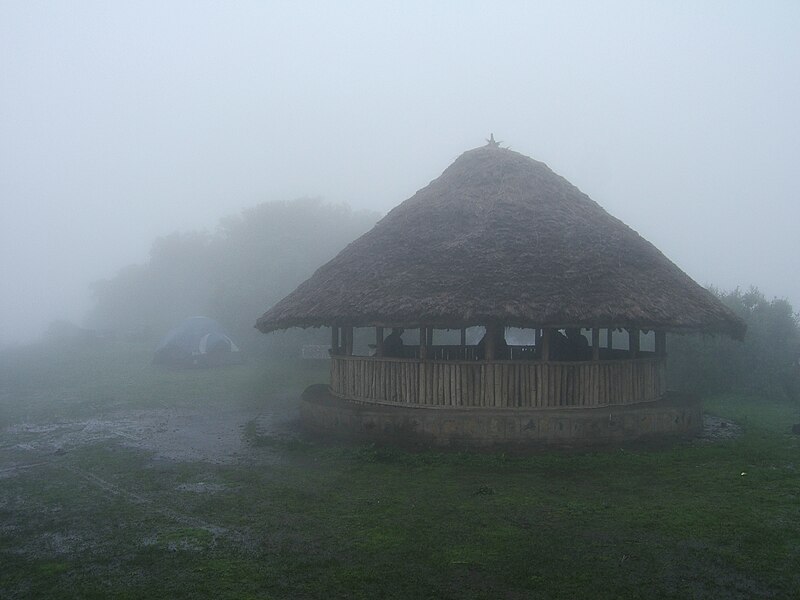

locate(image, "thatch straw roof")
[[257, 143, 745, 339]]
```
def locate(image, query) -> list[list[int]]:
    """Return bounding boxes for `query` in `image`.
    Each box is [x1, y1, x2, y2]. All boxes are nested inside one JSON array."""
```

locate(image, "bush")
[[668, 287, 800, 401]]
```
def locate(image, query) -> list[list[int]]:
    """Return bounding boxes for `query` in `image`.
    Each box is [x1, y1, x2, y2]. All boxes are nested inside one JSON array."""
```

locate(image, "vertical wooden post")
[[375, 327, 384, 357], [629, 327, 639, 358], [427, 327, 434, 347], [592, 327, 600, 361], [344, 326, 353, 356], [419, 327, 428, 360], [485, 324, 497, 361], [541, 328, 551, 361], [607, 328, 613, 350], [331, 326, 339, 356], [460, 328, 467, 346], [655, 330, 667, 356], [533, 328, 540, 347]]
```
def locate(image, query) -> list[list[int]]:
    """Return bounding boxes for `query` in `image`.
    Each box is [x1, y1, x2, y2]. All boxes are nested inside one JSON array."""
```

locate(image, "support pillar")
[[330, 326, 339, 356], [484, 324, 498, 361], [592, 327, 600, 361], [541, 328, 551, 361], [343, 326, 353, 356], [655, 330, 667, 356], [375, 327, 384, 357], [629, 327, 640, 358]]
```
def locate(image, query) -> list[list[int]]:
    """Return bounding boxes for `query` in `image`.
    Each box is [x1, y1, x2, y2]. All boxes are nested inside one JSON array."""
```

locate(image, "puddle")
[[698, 414, 742, 442]]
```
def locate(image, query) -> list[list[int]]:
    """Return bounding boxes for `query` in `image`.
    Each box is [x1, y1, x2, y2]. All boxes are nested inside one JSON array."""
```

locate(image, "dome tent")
[[153, 317, 244, 368]]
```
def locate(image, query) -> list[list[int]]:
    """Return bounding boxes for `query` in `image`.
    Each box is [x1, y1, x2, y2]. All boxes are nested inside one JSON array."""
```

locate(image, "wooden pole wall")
[[329, 355, 667, 409]]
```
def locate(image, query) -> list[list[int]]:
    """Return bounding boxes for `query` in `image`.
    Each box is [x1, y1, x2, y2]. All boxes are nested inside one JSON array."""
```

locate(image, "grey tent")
[[153, 317, 244, 367]]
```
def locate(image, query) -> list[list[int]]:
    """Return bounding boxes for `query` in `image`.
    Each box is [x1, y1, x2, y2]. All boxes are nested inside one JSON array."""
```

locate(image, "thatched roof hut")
[[257, 142, 744, 339], [257, 140, 743, 446]]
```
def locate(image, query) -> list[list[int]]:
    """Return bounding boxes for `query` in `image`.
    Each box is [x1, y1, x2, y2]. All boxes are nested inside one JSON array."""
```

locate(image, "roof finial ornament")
[[486, 133, 502, 148]]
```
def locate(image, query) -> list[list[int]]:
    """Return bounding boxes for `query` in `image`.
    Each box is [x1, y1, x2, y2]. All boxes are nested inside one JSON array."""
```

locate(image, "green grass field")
[[1, 342, 798, 599]]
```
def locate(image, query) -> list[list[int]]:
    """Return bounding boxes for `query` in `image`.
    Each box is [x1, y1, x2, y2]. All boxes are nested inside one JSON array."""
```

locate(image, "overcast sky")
[[2, 1, 799, 345]]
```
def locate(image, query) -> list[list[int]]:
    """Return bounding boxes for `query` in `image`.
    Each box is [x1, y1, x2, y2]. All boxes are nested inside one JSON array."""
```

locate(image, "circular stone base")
[[300, 384, 702, 448]]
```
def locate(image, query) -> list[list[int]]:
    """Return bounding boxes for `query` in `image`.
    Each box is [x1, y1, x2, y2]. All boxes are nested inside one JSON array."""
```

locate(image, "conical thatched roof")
[[257, 143, 745, 339]]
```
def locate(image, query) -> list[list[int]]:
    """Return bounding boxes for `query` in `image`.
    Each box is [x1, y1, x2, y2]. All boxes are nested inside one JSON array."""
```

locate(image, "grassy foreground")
[[1, 342, 799, 599]]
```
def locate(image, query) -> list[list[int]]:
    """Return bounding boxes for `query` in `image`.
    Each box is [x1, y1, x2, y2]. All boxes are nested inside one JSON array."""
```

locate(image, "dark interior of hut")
[[332, 326, 661, 362]]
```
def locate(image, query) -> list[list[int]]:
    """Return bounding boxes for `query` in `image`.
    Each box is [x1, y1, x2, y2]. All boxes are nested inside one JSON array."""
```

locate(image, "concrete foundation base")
[[300, 384, 703, 448]]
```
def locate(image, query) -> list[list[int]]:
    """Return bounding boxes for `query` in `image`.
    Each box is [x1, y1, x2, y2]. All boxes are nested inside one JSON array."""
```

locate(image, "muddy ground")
[[1, 405, 740, 473], [0, 393, 299, 476]]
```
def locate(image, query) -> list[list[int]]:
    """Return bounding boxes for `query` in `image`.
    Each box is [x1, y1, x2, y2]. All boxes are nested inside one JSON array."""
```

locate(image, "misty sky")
[[2, 1, 799, 345]]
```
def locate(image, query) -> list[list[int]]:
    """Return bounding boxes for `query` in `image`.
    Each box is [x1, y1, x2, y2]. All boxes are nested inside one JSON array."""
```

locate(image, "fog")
[[2, 1, 799, 346]]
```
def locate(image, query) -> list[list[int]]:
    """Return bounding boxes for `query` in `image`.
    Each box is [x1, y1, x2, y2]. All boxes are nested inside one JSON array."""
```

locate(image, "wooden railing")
[[329, 356, 666, 409]]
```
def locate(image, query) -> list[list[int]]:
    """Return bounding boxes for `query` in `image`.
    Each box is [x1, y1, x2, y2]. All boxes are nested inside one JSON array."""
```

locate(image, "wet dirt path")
[[1, 393, 300, 465]]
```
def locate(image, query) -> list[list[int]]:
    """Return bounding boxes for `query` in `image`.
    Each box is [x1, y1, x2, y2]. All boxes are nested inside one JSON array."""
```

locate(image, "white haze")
[[1, 1, 799, 345]]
